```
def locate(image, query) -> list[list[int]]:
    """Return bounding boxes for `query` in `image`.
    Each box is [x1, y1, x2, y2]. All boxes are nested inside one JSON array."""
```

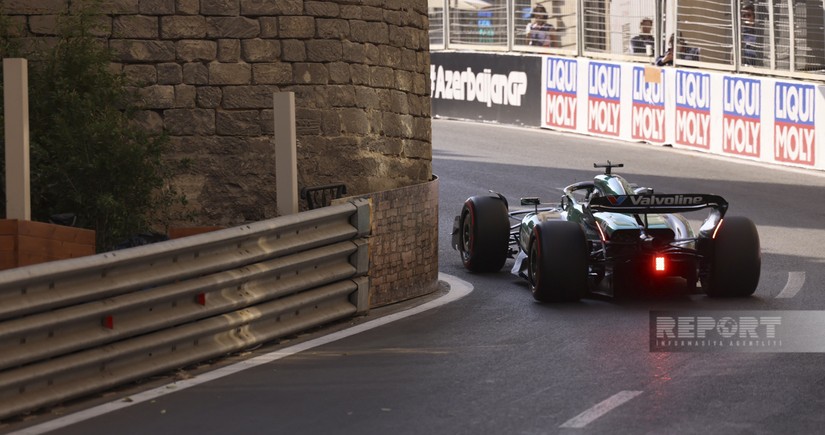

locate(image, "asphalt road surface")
[[7, 119, 825, 434]]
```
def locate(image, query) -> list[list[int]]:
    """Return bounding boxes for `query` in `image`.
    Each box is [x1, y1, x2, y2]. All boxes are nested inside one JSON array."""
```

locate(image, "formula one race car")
[[452, 162, 761, 302]]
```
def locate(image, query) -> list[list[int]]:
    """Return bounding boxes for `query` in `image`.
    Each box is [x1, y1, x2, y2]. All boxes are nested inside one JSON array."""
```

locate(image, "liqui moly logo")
[[588, 62, 621, 136], [774, 82, 815, 166], [631, 67, 665, 143], [545, 57, 577, 130], [722, 77, 761, 157], [675, 71, 711, 148]]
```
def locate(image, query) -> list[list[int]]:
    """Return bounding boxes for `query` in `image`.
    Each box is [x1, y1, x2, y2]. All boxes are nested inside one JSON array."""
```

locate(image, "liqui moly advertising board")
[[631, 67, 665, 143], [722, 77, 761, 158], [587, 62, 621, 136], [545, 57, 578, 130], [774, 82, 815, 166], [675, 70, 711, 148]]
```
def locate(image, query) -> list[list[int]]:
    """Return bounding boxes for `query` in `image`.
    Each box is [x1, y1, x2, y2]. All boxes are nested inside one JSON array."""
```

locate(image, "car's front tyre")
[[528, 220, 588, 302]]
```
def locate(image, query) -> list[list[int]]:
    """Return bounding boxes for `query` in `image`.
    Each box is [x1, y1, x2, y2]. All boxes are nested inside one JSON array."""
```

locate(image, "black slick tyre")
[[528, 220, 588, 302], [704, 216, 761, 297], [457, 195, 510, 272]]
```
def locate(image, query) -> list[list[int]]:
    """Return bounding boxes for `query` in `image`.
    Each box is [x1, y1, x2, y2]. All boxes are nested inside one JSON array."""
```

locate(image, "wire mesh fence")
[[429, 0, 825, 80]]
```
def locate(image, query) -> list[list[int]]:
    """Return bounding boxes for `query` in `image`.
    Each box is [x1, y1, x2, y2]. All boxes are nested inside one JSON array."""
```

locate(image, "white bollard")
[[3, 58, 31, 221], [273, 92, 298, 215]]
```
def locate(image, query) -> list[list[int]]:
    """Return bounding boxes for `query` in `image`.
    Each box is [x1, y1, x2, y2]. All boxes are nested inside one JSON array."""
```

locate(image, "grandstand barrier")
[[432, 51, 825, 171]]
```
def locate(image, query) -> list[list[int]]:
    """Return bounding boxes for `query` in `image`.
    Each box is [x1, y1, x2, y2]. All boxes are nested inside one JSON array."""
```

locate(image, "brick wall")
[[335, 176, 438, 307], [2, 0, 432, 226]]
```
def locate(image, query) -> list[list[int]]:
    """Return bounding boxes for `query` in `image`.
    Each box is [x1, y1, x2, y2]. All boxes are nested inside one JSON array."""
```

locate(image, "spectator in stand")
[[526, 4, 558, 48], [655, 34, 675, 66], [630, 18, 654, 55], [655, 34, 699, 65], [741, 2, 762, 66]]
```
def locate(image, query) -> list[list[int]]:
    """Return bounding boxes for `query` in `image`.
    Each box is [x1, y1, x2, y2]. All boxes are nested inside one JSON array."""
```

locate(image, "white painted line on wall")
[[776, 271, 806, 298], [559, 390, 643, 429], [12, 273, 473, 435]]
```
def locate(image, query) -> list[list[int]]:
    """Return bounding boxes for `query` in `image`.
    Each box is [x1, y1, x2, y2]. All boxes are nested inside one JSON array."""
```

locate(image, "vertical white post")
[[273, 92, 298, 215], [3, 58, 31, 221]]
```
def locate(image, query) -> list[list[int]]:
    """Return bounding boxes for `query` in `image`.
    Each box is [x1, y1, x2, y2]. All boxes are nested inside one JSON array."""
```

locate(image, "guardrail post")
[[350, 198, 371, 237], [350, 276, 370, 315], [350, 239, 369, 276]]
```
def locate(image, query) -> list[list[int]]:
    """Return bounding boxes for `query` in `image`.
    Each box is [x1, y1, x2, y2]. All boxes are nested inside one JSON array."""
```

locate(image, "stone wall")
[[335, 176, 439, 307], [2, 0, 432, 226]]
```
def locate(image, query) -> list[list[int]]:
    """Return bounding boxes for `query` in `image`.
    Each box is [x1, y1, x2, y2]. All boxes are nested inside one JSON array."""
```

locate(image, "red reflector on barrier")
[[197, 293, 206, 305], [655, 256, 666, 272], [103, 315, 114, 329]]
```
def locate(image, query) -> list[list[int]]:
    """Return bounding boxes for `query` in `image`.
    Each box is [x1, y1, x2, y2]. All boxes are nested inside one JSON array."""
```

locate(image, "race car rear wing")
[[588, 194, 728, 216], [589, 194, 728, 238]]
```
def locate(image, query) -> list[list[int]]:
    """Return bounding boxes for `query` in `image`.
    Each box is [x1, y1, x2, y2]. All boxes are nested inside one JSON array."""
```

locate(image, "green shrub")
[[0, 8, 188, 251]]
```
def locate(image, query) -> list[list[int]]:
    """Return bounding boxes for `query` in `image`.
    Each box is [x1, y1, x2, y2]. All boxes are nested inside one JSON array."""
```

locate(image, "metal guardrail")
[[0, 199, 371, 421]]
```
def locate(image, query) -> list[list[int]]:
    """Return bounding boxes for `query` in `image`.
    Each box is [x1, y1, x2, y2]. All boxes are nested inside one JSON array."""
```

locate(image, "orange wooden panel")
[[17, 236, 95, 259], [0, 220, 19, 235], [0, 235, 17, 252], [17, 220, 95, 244]]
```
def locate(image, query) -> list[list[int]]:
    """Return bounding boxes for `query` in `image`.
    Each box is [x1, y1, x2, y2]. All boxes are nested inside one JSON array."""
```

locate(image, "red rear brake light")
[[654, 256, 666, 272]]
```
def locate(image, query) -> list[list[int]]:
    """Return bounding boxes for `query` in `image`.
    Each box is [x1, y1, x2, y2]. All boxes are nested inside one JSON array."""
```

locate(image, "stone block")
[[110, 40, 176, 62], [137, 85, 175, 109], [139, 0, 175, 15], [164, 108, 216, 135], [113, 15, 158, 39], [316, 18, 349, 39], [281, 39, 306, 62], [182, 62, 209, 84], [208, 62, 252, 85], [123, 64, 157, 85], [259, 17, 278, 38], [196, 86, 222, 108], [279, 16, 315, 39], [304, 1, 339, 17], [161, 16, 208, 39], [339, 108, 369, 135], [207, 17, 260, 38], [176, 40, 217, 62], [306, 40, 342, 62], [222, 85, 277, 109], [240, 0, 301, 16], [216, 110, 261, 136], [328, 62, 351, 84], [29, 15, 59, 35], [241, 39, 280, 62], [294, 63, 329, 85], [174, 84, 197, 107], [176, 0, 199, 15], [217, 39, 240, 62], [350, 21, 388, 44], [252, 63, 292, 84], [157, 62, 183, 84], [201, 0, 239, 16]]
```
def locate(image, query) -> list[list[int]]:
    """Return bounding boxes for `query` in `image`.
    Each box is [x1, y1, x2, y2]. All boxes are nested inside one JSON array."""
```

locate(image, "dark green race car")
[[452, 162, 761, 302]]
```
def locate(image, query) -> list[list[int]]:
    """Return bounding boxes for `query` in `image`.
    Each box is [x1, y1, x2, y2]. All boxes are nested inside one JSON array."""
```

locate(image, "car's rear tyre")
[[457, 195, 510, 272], [703, 216, 761, 297], [528, 220, 588, 302]]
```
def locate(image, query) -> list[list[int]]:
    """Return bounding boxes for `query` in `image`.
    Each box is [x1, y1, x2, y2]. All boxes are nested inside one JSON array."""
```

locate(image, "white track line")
[[560, 390, 643, 429], [776, 271, 806, 298], [12, 273, 473, 435]]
